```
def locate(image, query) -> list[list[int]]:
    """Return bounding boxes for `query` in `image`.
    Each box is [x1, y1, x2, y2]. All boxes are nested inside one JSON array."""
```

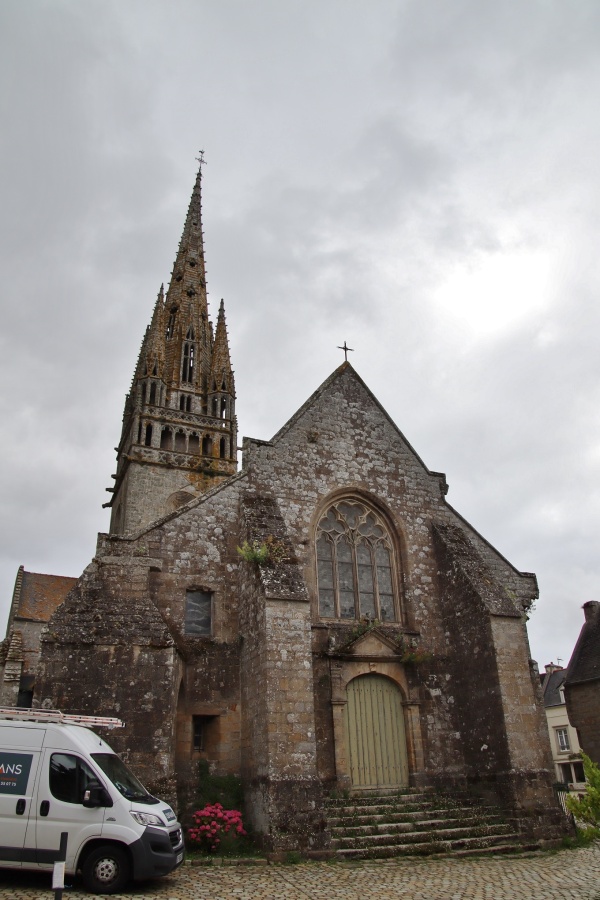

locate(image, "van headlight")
[[130, 811, 165, 827]]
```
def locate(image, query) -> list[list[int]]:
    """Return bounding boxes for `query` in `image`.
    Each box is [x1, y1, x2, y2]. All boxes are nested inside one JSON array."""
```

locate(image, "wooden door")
[[344, 675, 408, 789]]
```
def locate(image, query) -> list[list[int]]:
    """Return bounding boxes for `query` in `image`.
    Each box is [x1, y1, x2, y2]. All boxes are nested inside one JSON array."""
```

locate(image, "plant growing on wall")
[[237, 535, 286, 566], [336, 619, 433, 664], [396, 636, 433, 665], [349, 616, 380, 642]]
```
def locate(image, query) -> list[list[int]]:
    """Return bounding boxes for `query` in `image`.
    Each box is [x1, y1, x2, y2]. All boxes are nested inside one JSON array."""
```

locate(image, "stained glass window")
[[316, 499, 400, 621]]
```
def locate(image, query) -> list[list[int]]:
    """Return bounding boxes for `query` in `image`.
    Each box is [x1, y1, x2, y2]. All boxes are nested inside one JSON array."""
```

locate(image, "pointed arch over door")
[[344, 674, 408, 789]]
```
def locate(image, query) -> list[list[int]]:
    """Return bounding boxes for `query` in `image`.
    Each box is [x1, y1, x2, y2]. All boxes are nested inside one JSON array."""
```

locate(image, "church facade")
[[2, 165, 564, 851]]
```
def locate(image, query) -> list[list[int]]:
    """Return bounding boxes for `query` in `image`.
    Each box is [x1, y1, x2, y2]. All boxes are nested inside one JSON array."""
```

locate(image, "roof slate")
[[17, 571, 77, 622], [565, 603, 600, 686]]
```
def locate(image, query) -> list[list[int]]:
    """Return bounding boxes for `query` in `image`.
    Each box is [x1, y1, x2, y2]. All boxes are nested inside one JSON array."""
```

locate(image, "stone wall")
[[35, 554, 180, 803], [238, 495, 327, 851], [112, 456, 231, 536]]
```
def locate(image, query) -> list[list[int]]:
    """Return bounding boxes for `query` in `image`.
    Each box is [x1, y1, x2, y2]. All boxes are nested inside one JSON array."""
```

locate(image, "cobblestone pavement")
[[2, 846, 600, 900]]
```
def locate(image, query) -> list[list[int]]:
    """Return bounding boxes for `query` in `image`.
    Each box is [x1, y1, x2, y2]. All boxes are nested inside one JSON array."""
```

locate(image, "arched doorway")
[[344, 674, 409, 789]]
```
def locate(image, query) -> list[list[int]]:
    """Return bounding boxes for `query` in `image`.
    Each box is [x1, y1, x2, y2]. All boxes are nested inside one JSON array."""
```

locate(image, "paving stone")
[[1, 845, 600, 900]]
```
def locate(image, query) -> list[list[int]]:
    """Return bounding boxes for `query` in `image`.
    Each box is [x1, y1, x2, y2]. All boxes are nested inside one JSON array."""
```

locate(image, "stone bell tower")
[[105, 161, 237, 535]]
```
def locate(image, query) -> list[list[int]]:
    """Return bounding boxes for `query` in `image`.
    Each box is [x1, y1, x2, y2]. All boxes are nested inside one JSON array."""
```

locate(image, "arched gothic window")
[[166, 308, 177, 340], [316, 499, 399, 622], [179, 393, 192, 412], [182, 342, 195, 383]]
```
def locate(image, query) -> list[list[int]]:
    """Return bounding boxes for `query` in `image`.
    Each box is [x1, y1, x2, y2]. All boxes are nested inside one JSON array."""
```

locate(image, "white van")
[[0, 708, 184, 893]]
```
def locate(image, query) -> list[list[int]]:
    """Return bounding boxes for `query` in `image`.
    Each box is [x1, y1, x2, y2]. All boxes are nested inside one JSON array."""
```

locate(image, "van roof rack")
[[0, 707, 124, 729]]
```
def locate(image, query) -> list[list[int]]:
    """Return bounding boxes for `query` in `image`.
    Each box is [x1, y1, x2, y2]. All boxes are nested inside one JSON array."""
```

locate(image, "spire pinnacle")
[[211, 298, 235, 397], [163, 158, 212, 388]]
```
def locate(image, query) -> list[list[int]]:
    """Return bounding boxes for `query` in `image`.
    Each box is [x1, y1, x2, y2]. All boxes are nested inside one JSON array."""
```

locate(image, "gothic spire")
[[107, 160, 238, 535], [133, 284, 166, 384], [210, 299, 235, 397], [164, 161, 212, 389]]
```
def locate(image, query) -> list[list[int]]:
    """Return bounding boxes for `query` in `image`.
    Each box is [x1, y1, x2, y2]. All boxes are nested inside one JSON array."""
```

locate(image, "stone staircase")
[[326, 789, 539, 859]]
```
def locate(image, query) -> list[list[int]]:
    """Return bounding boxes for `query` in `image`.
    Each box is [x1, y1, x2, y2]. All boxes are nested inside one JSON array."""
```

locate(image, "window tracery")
[[316, 499, 399, 622]]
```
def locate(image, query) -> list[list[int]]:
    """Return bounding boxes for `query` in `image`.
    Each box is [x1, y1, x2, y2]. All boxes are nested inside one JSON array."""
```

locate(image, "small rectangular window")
[[192, 716, 206, 751], [185, 589, 212, 635], [192, 715, 218, 753], [555, 727, 570, 753], [558, 762, 572, 783]]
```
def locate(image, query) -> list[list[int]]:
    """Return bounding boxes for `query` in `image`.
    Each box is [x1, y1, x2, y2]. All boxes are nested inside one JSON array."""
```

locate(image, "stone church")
[[1, 164, 564, 851]]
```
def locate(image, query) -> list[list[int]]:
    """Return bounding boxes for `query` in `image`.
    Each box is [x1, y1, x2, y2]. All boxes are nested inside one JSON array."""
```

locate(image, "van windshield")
[[91, 753, 159, 804]]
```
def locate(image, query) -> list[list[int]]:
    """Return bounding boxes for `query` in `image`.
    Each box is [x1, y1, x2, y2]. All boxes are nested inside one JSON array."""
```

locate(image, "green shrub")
[[562, 826, 600, 849], [195, 758, 244, 811], [237, 535, 286, 566], [565, 753, 600, 831]]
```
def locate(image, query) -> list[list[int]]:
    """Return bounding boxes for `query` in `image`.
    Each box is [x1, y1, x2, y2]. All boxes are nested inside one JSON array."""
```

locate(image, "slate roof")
[[15, 570, 77, 622], [565, 602, 600, 687]]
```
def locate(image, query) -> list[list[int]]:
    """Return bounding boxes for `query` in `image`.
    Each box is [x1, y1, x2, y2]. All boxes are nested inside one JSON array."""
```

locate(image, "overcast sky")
[[1, 0, 599, 670]]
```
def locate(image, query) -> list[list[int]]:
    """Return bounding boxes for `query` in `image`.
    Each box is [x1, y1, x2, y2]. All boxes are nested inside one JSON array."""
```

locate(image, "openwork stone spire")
[[106, 162, 238, 535], [210, 299, 235, 397]]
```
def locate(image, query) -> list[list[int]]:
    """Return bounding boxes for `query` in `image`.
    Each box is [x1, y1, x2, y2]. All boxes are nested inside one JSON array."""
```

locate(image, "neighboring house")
[[0, 163, 566, 852], [565, 601, 600, 767], [0, 566, 76, 706], [540, 662, 585, 786]]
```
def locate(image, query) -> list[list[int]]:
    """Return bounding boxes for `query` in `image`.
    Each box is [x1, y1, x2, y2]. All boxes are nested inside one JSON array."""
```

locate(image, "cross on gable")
[[337, 341, 354, 362]]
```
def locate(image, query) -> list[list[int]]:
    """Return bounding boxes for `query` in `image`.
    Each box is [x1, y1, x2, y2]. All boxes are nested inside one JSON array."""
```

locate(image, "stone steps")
[[335, 835, 535, 860], [327, 808, 502, 827], [331, 819, 511, 841], [325, 790, 532, 859], [332, 822, 514, 848]]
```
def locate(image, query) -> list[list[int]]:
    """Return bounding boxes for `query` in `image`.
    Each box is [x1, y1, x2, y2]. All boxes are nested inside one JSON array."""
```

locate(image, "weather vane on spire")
[[338, 341, 354, 362], [196, 149, 206, 167]]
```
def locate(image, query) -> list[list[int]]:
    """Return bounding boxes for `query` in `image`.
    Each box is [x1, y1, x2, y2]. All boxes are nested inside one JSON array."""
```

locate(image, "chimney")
[[545, 662, 563, 674], [583, 601, 600, 623]]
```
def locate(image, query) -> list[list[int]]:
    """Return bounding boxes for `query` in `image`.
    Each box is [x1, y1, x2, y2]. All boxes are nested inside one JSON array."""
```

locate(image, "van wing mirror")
[[82, 782, 113, 808]]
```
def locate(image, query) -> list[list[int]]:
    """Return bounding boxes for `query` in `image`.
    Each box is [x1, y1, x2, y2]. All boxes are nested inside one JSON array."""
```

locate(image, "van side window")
[[50, 753, 98, 804]]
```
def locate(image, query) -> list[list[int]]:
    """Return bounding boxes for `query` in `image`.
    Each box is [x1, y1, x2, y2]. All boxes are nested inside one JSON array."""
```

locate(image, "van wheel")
[[81, 845, 130, 894]]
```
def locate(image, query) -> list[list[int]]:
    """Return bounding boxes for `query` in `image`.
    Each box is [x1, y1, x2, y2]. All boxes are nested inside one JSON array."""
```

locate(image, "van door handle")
[[16, 799, 26, 815], [40, 800, 50, 816]]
